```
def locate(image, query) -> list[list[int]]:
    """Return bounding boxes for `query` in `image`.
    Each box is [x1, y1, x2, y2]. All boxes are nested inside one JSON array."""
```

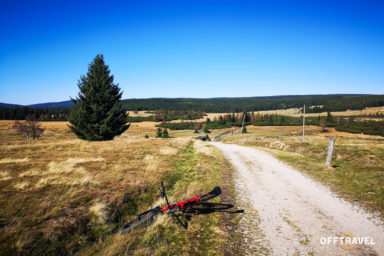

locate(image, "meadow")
[[0, 121, 237, 256], [1, 117, 384, 255]]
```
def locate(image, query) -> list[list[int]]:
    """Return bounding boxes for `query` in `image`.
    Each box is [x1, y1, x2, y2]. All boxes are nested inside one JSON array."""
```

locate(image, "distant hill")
[[0, 103, 23, 108], [28, 100, 73, 108]]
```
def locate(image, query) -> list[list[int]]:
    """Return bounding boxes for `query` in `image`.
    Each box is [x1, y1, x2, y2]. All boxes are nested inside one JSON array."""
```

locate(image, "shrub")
[[12, 114, 44, 140]]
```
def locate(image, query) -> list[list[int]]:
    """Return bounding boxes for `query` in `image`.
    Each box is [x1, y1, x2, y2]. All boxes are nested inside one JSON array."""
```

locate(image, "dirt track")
[[212, 142, 384, 256]]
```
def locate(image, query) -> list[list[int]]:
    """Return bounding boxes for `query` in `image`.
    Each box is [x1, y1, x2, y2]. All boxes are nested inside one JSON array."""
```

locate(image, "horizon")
[[1, 0, 384, 105]]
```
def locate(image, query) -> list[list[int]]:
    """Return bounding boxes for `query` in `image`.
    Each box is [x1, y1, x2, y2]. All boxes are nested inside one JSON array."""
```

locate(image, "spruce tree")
[[203, 126, 210, 134], [69, 55, 128, 140], [162, 128, 169, 138], [156, 128, 163, 138]]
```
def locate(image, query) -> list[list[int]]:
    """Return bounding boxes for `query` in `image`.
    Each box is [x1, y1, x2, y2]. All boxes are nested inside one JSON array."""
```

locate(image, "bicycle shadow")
[[186, 203, 244, 215], [174, 203, 244, 227]]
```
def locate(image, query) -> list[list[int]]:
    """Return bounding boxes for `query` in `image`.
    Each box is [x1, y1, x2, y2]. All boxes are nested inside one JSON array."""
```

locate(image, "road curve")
[[211, 142, 384, 256]]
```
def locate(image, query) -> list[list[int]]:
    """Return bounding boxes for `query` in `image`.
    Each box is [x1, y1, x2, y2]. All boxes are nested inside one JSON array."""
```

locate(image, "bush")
[[13, 114, 44, 140], [202, 134, 210, 141]]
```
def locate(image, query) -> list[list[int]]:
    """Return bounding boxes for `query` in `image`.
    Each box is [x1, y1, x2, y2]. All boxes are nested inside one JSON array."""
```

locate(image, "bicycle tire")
[[120, 211, 157, 234], [199, 186, 221, 202]]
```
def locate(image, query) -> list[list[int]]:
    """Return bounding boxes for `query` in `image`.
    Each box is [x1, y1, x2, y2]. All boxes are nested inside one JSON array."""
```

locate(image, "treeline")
[[0, 107, 204, 122], [121, 94, 384, 113], [127, 110, 205, 122], [0, 107, 70, 121], [157, 112, 384, 137], [335, 120, 384, 136], [157, 122, 199, 130]]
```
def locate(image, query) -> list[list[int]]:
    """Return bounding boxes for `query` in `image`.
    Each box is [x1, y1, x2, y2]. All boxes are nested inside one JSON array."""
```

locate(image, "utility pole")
[[302, 104, 305, 143], [240, 113, 246, 139]]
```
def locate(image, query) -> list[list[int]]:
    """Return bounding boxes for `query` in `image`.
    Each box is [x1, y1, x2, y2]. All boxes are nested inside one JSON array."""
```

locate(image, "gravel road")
[[211, 142, 384, 256]]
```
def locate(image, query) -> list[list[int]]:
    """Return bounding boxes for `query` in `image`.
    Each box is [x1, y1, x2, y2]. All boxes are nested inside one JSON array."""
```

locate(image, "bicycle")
[[120, 182, 227, 234]]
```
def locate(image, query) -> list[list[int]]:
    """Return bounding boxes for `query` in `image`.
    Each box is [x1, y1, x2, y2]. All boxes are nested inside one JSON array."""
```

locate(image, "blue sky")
[[0, 0, 383, 105]]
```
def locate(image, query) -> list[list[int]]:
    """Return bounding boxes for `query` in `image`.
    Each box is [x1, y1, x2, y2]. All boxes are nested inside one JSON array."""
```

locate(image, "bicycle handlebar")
[[160, 181, 189, 229]]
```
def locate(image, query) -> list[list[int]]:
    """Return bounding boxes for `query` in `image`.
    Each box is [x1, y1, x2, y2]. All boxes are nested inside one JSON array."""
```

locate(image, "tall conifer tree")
[[69, 55, 128, 140]]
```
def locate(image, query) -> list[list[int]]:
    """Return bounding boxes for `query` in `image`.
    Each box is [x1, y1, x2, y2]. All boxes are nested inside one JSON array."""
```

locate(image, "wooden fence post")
[[325, 137, 335, 167]]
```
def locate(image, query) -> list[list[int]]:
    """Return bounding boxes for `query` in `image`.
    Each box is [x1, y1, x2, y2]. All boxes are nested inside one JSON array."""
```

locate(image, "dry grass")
[[0, 120, 230, 255], [159, 146, 178, 155], [0, 171, 12, 181], [13, 181, 30, 190], [194, 140, 214, 155], [0, 120, 188, 255], [89, 202, 109, 224], [127, 111, 153, 117], [0, 158, 29, 164]]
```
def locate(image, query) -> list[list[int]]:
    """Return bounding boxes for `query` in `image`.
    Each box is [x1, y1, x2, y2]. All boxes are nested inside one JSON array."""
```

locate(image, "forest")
[[121, 94, 384, 113], [0, 106, 70, 121]]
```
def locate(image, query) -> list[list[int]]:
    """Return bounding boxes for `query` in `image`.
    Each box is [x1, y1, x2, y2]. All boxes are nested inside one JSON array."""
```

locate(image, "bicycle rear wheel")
[[120, 211, 157, 234]]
